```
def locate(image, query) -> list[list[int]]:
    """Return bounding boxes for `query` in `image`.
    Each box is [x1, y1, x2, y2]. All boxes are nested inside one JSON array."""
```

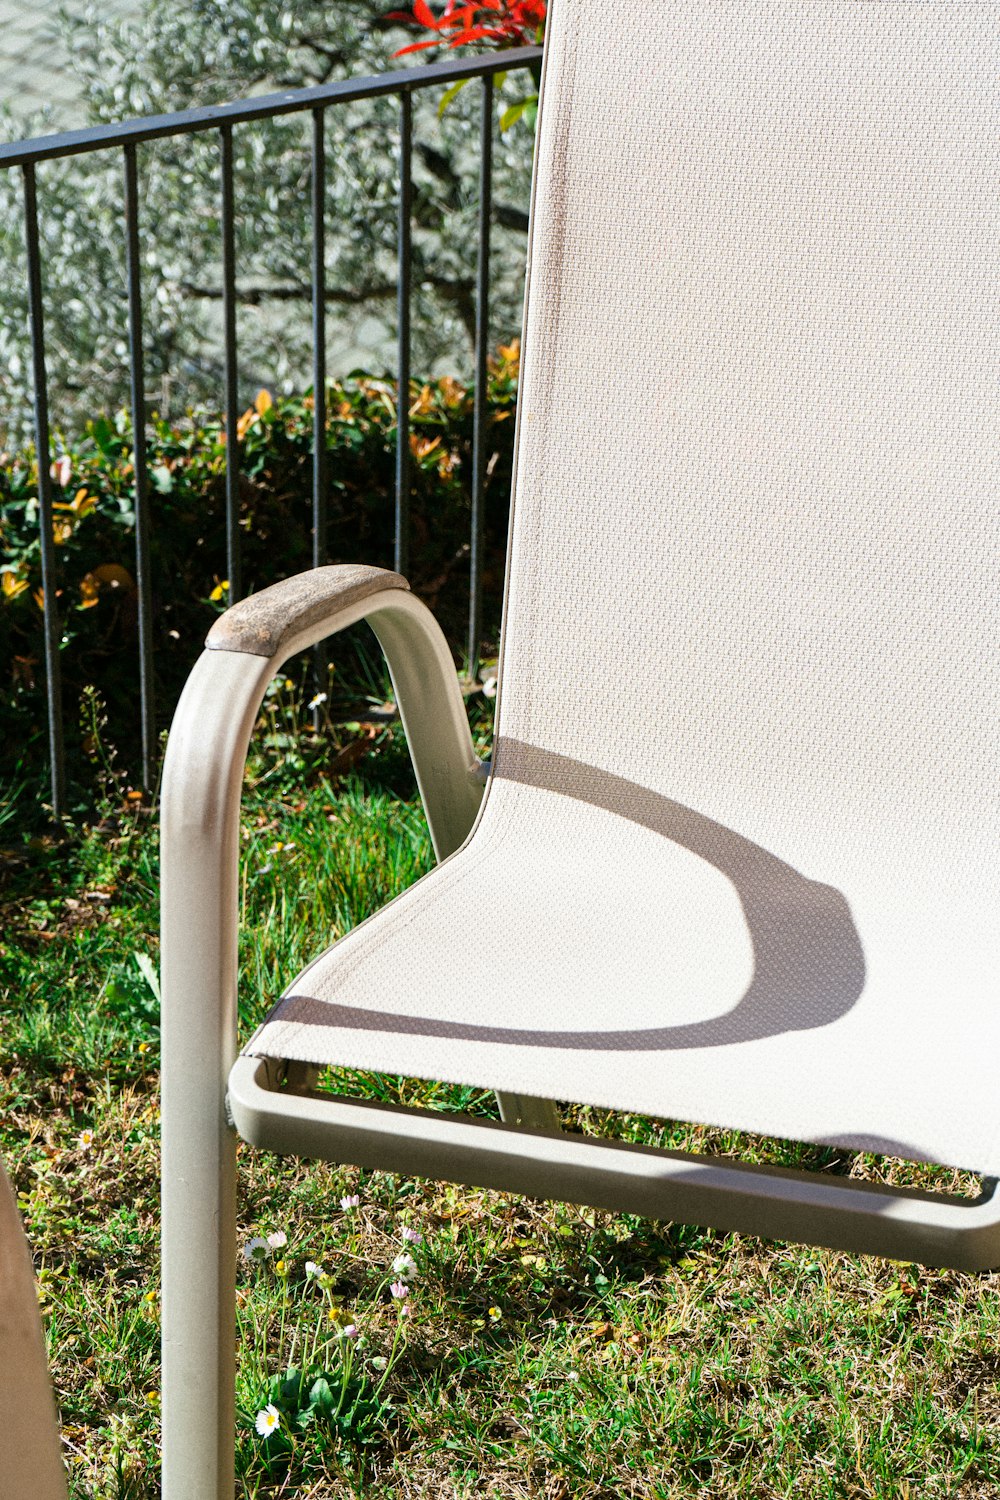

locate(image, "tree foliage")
[[0, 0, 533, 447]]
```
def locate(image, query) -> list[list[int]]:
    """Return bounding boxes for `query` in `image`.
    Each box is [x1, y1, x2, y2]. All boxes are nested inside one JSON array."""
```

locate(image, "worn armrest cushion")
[[205, 565, 409, 658]]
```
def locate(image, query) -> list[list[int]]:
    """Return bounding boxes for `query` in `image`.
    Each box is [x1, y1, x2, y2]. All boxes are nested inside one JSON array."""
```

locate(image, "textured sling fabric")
[[246, 0, 1000, 1174]]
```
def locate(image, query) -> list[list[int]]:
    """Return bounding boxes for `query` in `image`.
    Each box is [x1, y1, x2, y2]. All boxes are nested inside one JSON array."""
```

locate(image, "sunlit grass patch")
[[3, 744, 1000, 1497]]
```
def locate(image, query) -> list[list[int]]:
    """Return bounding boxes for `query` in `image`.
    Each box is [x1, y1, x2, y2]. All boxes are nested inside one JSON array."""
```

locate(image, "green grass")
[[2, 710, 1000, 1499]]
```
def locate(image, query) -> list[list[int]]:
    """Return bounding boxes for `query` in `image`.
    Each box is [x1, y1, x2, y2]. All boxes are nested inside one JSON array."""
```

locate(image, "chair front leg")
[[160, 649, 270, 1500]]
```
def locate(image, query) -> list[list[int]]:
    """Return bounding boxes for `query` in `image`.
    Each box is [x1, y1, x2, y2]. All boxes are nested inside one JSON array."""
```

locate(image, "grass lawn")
[[2, 694, 999, 1498]]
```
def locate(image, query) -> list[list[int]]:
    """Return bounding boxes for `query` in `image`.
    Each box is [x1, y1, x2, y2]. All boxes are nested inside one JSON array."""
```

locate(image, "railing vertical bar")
[[219, 123, 242, 603], [22, 163, 65, 818], [467, 74, 493, 682], [311, 106, 328, 713], [123, 142, 156, 791], [394, 91, 412, 578]]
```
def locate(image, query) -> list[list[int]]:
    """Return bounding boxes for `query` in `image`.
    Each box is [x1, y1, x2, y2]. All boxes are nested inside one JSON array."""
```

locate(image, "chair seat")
[[244, 739, 1000, 1178]]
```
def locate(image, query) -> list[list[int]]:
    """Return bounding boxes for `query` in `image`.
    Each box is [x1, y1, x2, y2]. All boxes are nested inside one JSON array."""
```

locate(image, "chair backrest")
[[494, 0, 999, 1011]]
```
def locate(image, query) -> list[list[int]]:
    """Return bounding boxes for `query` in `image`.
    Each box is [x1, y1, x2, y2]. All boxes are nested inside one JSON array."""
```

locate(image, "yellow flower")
[[1, 571, 29, 600]]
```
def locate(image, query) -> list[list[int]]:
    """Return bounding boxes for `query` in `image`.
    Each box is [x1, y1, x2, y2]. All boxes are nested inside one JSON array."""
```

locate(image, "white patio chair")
[[160, 1, 1000, 1493], [0, 1154, 69, 1499]]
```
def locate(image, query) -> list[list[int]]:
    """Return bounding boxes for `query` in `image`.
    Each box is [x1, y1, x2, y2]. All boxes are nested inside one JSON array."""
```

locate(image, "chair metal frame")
[[160, 567, 1000, 1500]]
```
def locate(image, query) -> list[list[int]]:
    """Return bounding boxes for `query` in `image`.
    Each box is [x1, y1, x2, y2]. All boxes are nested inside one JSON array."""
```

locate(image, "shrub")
[[0, 344, 519, 791]]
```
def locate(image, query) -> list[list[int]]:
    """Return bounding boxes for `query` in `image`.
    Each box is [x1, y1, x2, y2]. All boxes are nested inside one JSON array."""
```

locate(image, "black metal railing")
[[0, 45, 543, 817]]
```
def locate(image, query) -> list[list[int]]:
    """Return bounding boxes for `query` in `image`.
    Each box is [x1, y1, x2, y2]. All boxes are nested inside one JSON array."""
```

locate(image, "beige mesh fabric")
[[246, 0, 1000, 1175]]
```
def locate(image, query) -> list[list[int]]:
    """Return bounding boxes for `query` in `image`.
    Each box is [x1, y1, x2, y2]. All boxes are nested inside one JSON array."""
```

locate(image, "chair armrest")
[[160, 567, 488, 1478], [167, 564, 484, 867], [206, 564, 408, 659]]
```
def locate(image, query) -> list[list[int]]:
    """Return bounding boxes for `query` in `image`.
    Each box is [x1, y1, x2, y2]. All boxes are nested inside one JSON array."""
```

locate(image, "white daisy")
[[255, 1404, 280, 1437]]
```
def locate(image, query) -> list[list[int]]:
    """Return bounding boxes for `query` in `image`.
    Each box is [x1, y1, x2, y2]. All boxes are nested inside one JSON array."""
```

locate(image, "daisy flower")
[[255, 1404, 280, 1437]]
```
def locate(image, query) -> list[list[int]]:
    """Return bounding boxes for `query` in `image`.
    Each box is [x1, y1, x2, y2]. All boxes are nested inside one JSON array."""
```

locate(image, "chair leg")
[[160, 849, 239, 1500], [160, 652, 264, 1499], [496, 1092, 562, 1132], [161, 1106, 237, 1500]]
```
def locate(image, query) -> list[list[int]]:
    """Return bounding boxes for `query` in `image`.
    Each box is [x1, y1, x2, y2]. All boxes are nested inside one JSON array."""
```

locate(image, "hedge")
[[0, 344, 520, 794]]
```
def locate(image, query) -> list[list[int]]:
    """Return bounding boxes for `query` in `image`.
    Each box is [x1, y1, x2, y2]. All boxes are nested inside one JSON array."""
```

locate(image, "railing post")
[[219, 123, 242, 603], [123, 142, 157, 792], [312, 106, 329, 713], [395, 91, 413, 579], [22, 163, 65, 820], [468, 73, 494, 682]]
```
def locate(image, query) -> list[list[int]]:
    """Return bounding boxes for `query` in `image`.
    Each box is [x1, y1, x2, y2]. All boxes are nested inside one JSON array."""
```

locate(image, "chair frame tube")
[[230, 1059, 1000, 1273]]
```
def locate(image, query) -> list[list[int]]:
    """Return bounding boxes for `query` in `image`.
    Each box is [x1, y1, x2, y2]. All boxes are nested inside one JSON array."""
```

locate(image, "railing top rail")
[[0, 45, 543, 170]]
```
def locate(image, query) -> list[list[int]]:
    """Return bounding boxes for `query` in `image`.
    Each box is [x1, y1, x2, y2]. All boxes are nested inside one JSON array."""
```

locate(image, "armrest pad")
[[205, 565, 409, 658]]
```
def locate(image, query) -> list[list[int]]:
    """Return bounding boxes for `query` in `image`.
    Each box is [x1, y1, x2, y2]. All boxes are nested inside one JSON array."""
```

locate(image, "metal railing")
[[0, 45, 543, 817]]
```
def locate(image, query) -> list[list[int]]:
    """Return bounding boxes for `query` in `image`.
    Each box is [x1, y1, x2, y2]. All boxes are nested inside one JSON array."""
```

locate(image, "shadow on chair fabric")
[[277, 738, 866, 1050]]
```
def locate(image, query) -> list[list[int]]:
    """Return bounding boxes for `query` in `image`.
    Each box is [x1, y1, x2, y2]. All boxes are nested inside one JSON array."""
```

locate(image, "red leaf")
[[393, 37, 446, 53], [413, 0, 438, 25], [447, 24, 493, 42]]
